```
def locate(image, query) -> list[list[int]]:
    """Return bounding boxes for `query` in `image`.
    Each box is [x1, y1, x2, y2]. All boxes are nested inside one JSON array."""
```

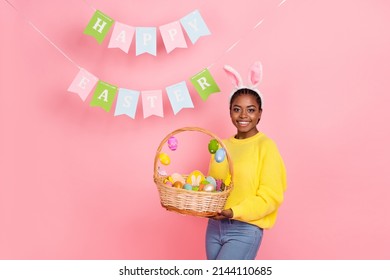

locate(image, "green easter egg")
[[208, 139, 219, 154]]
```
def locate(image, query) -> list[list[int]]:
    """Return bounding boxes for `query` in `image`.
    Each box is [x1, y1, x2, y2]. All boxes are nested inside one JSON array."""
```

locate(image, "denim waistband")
[[217, 219, 261, 228]]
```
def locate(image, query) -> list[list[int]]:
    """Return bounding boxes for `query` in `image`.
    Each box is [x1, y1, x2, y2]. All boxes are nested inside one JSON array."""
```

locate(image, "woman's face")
[[230, 94, 262, 139]]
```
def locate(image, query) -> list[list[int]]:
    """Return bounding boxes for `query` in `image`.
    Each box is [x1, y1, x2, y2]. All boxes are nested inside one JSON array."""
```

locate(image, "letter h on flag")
[[84, 10, 114, 44]]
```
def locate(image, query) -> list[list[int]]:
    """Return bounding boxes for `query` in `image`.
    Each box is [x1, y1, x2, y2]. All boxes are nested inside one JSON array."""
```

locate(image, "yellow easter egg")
[[159, 153, 170, 165], [186, 170, 205, 187]]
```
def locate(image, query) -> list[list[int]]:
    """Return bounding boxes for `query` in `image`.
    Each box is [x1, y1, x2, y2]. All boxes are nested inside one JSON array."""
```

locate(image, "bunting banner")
[[114, 89, 140, 119], [180, 10, 211, 44], [4, 0, 289, 121], [67, 68, 219, 119], [67, 68, 98, 101], [108, 22, 135, 53], [166, 81, 194, 115], [142, 90, 164, 118], [90, 81, 118, 112], [84, 9, 210, 55], [159, 21, 188, 54], [136, 27, 157, 56], [84, 10, 114, 44], [190, 68, 221, 101]]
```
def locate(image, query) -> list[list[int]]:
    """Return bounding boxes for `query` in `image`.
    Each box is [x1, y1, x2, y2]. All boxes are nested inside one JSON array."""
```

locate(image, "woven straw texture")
[[153, 127, 233, 217]]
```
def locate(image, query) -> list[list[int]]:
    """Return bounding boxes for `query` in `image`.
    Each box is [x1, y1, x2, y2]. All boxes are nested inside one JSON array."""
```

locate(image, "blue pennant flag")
[[114, 88, 140, 119], [136, 27, 157, 56], [166, 81, 194, 115], [180, 10, 211, 44]]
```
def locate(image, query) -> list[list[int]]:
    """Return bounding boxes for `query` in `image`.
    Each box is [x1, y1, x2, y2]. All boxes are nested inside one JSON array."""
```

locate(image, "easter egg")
[[167, 136, 178, 151], [159, 153, 170, 165], [208, 139, 219, 154], [203, 184, 216, 192], [173, 181, 183, 188], [199, 180, 210, 191], [171, 173, 185, 184], [192, 186, 199, 191], [205, 176, 217, 187], [215, 179, 222, 191], [183, 184, 193, 190], [215, 148, 226, 163], [186, 170, 205, 186], [157, 166, 167, 176]]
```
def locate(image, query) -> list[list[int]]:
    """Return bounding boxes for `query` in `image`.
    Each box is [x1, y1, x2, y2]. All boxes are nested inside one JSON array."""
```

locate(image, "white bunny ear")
[[248, 61, 263, 87], [223, 65, 243, 88]]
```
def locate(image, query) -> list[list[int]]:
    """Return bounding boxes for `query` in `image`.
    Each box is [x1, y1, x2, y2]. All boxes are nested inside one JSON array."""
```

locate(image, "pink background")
[[1, 0, 390, 259]]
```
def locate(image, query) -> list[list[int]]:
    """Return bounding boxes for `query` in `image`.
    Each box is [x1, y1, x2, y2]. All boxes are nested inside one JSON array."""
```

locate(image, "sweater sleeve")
[[231, 140, 287, 222]]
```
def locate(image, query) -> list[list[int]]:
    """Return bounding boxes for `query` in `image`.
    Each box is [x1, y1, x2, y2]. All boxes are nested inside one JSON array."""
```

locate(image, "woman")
[[206, 62, 287, 260]]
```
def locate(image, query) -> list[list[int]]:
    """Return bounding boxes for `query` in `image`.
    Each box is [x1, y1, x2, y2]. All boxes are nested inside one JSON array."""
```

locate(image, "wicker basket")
[[153, 127, 233, 217]]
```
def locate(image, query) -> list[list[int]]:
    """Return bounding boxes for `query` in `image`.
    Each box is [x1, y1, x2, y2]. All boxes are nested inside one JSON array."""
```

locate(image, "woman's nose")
[[239, 110, 247, 118]]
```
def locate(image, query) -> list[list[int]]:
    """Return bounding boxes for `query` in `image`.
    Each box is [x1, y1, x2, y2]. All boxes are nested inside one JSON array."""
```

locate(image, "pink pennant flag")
[[141, 90, 164, 118], [108, 22, 135, 53], [159, 21, 188, 53], [67, 68, 98, 101]]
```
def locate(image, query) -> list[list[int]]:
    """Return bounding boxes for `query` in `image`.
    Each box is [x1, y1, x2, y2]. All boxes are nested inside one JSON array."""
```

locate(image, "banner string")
[[4, 0, 287, 82], [3, 0, 81, 69], [82, 0, 96, 11]]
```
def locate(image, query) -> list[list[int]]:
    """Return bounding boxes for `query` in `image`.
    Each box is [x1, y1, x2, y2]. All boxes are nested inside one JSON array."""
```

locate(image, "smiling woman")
[[205, 62, 287, 260], [230, 88, 262, 139]]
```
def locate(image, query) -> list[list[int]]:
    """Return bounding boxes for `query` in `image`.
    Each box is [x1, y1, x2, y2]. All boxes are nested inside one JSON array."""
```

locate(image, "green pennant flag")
[[190, 68, 220, 101], [90, 81, 117, 112], [84, 10, 114, 44]]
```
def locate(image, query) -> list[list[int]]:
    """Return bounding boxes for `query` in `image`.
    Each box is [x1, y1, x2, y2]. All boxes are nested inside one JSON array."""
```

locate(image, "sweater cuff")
[[231, 205, 244, 219]]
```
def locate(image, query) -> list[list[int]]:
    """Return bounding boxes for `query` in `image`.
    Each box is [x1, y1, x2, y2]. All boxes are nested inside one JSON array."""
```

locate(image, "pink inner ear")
[[249, 62, 262, 85], [223, 65, 242, 88]]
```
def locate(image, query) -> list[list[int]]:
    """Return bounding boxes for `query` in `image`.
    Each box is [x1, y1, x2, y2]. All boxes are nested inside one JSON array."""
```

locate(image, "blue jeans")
[[205, 219, 263, 260]]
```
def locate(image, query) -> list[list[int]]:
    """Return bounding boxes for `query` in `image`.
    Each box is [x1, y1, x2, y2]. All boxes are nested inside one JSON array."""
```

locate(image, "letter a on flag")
[[84, 10, 114, 44], [190, 69, 220, 101], [90, 81, 117, 112]]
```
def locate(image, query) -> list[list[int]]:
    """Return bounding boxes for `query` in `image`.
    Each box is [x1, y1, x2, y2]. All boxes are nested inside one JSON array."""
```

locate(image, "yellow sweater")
[[209, 132, 287, 229]]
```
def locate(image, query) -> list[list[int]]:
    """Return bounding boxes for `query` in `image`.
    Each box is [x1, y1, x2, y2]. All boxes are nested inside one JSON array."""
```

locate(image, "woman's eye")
[[248, 109, 255, 113], [233, 108, 240, 112]]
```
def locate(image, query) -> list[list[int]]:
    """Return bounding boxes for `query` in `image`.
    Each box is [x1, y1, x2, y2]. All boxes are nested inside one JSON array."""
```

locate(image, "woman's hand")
[[212, 208, 233, 220]]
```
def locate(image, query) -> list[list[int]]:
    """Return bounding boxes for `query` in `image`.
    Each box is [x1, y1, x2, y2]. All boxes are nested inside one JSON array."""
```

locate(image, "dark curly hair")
[[229, 88, 262, 110]]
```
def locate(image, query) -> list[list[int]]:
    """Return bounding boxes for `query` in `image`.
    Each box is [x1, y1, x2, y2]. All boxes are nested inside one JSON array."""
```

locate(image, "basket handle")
[[153, 127, 234, 183]]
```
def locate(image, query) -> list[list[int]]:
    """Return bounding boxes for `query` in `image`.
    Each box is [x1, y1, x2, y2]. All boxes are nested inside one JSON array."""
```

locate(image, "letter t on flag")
[[141, 90, 164, 118], [84, 10, 114, 44], [190, 69, 220, 101]]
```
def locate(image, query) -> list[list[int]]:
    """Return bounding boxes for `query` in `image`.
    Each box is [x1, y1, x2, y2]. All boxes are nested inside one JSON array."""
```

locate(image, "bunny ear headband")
[[223, 61, 264, 104]]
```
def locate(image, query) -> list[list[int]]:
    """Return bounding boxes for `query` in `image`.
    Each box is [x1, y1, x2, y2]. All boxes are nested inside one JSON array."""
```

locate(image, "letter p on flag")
[[84, 10, 114, 44], [190, 68, 220, 101]]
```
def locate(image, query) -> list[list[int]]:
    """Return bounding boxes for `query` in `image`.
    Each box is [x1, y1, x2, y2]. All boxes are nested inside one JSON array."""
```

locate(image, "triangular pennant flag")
[[159, 21, 188, 54], [141, 90, 164, 118], [67, 68, 98, 101], [90, 81, 117, 112], [190, 69, 220, 101], [108, 22, 135, 53], [180, 10, 211, 44], [114, 88, 140, 119], [166, 81, 194, 115], [136, 27, 157, 56], [84, 10, 114, 44]]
